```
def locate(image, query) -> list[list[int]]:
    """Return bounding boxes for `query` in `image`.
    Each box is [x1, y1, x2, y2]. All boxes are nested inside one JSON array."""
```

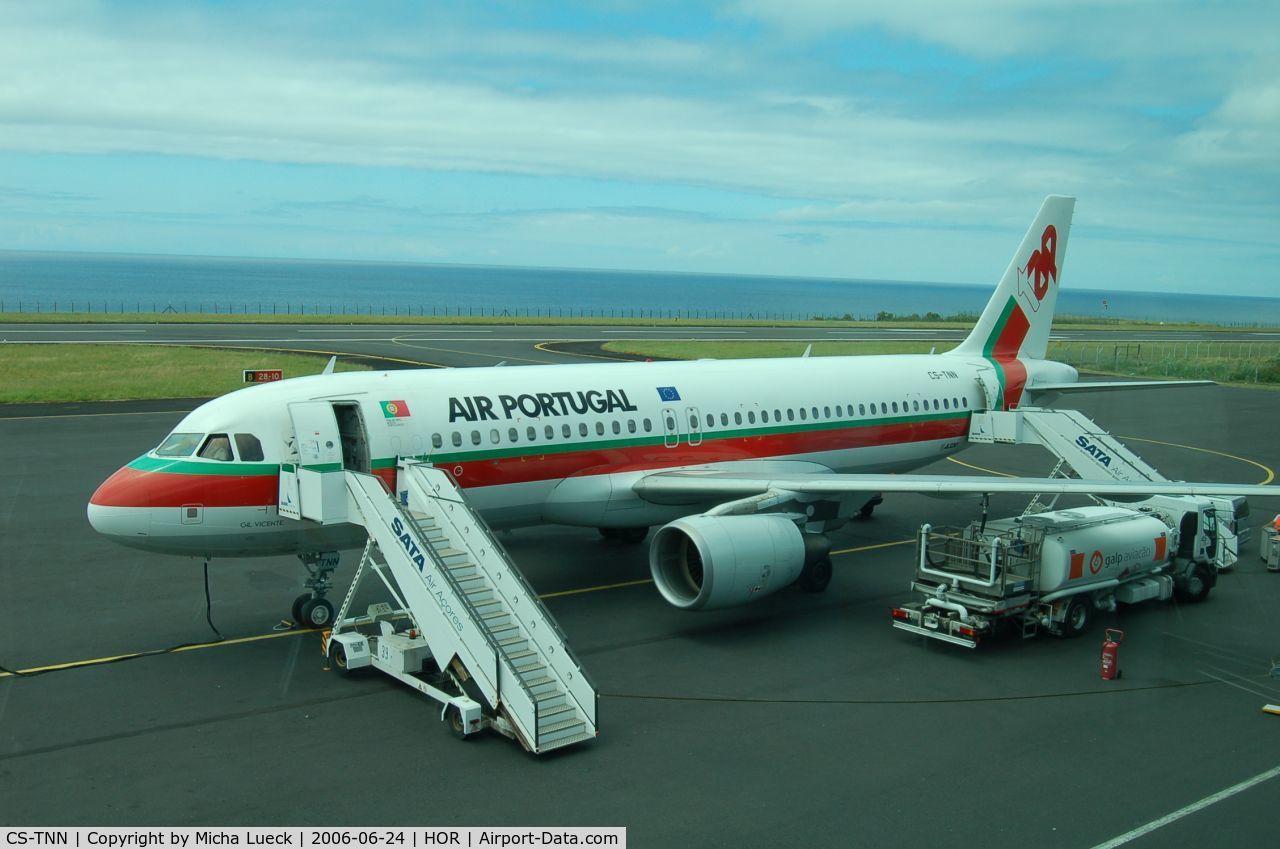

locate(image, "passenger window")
[[933, 399, 940, 410], [734, 412, 742, 425], [452, 432, 462, 447], [913, 400, 920, 412], [761, 410, 770, 423], [799, 408, 807, 421], [943, 398, 950, 410], [528, 426, 537, 441], [858, 403, 866, 416], [706, 414, 714, 428], [628, 419, 637, 434], [748, 411, 756, 424], [891, 402, 898, 413], [545, 425, 554, 440], [720, 413, 729, 426], [234, 433, 264, 461], [471, 430, 481, 446], [489, 429, 500, 444], [579, 423, 589, 437], [508, 428, 519, 443], [774, 409, 781, 421], [811, 407, 819, 419], [198, 434, 234, 461], [155, 432, 202, 457], [612, 421, 621, 435], [824, 406, 831, 418], [962, 398, 969, 408], [787, 409, 794, 421], [431, 433, 443, 449], [562, 424, 571, 438], [596, 422, 605, 436], [643, 418, 652, 432]]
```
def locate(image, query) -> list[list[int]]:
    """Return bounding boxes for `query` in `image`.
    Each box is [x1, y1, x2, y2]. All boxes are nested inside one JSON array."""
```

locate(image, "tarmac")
[[2, 329, 1280, 847]]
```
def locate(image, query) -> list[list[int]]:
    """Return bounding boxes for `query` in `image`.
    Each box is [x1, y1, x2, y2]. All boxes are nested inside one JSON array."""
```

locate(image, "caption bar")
[[1, 830, 624, 849]]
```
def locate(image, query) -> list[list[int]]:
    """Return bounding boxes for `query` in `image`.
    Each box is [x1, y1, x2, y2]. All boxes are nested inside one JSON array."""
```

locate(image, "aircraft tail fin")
[[949, 195, 1075, 361]]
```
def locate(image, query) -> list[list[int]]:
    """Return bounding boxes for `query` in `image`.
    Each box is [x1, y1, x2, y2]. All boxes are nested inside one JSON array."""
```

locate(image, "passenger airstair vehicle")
[[290, 458, 598, 753], [968, 406, 1242, 570]]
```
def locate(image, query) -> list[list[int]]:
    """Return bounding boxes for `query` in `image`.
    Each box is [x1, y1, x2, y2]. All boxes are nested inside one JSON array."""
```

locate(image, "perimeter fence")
[[1, 300, 1278, 328], [1048, 340, 1280, 384]]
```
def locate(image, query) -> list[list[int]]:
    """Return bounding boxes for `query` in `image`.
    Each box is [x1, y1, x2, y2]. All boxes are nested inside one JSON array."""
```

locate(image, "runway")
[[3, 321, 1276, 373], [2, 330, 1280, 846]]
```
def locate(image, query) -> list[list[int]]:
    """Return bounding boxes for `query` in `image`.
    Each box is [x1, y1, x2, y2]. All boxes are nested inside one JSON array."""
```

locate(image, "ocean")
[[0, 250, 1276, 326]]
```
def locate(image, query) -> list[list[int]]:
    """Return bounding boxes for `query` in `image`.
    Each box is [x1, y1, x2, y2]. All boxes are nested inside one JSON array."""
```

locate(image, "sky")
[[1, 0, 1278, 297]]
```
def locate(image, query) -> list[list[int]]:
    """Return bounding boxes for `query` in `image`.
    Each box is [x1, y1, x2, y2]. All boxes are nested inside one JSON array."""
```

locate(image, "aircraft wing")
[[632, 469, 1280, 505]]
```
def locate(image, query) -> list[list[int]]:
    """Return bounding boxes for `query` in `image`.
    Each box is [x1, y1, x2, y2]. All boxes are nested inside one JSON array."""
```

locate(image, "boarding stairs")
[[967, 406, 1238, 569], [329, 463, 598, 753]]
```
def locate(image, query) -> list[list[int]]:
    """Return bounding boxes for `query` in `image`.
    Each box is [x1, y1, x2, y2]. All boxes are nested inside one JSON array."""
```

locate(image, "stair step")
[[540, 702, 574, 720], [537, 730, 596, 753], [516, 662, 547, 679], [497, 635, 527, 648], [538, 717, 585, 738], [506, 648, 536, 663], [525, 675, 556, 693]]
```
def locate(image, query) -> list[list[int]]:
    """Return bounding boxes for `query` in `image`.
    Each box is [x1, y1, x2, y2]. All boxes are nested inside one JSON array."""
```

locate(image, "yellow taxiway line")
[[0, 538, 914, 678]]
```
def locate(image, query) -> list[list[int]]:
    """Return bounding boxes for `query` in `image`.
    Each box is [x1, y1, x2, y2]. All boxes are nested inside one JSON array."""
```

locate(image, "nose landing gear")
[[292, 551, 341, 629]]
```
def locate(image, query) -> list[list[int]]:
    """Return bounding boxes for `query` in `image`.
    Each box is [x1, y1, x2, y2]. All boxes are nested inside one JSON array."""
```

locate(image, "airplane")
[[87, 195, 1279, 627]]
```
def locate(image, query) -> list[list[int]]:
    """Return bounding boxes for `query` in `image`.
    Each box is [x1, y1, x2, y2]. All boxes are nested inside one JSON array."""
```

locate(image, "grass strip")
[[0, 345, 371, 403]]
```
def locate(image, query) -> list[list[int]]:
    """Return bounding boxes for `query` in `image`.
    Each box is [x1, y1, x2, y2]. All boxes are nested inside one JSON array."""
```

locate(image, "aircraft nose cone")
[[88, 464, 151, 542], [86, 501, 151, 541]]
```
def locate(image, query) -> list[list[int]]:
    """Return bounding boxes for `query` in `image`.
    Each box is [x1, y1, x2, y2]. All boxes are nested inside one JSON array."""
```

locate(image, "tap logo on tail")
[[1017, 224, 1058, 312]]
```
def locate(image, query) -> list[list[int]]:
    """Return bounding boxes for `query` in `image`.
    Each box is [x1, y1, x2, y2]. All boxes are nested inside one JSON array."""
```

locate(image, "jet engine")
[[649, 514, 830, 610]]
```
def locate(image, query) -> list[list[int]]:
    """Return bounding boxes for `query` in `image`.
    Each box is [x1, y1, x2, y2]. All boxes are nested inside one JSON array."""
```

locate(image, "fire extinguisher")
[[1101, 628, 1124, 680]]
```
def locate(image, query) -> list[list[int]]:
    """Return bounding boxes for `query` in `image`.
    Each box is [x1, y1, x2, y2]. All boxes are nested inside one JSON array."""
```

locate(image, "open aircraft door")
[[280, 401, 347, 523]]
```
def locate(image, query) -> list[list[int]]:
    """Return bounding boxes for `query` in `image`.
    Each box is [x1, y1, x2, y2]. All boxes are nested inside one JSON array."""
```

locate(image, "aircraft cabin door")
[[686, 406, 703, 446], [975, 367, 1000, 411], [282, 401, 347, 523], [661, 407, 680, 448]]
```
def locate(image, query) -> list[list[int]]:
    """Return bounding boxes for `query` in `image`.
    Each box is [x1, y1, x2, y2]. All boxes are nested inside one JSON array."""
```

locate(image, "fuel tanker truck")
[[891, 500, 1224, 648]]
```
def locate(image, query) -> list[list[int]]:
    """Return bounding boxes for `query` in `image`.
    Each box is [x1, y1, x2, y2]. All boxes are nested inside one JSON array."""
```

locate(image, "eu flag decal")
[[656, 386, 681, 402]]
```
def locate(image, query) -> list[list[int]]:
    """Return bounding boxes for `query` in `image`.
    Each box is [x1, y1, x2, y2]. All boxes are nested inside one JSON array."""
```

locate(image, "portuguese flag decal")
[[380, 400, 411, 418]]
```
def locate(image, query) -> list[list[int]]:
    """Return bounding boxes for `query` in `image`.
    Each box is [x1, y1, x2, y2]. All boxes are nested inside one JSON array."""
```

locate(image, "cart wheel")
[[290, 593, 310, 626], [328, 639, 352, 677], [446, 705, 469, 740], [299, 597, 335, 629], [1176, 563, 1213, 603], [799, 556, 833, 593], [1060, 596, 1090, 638]]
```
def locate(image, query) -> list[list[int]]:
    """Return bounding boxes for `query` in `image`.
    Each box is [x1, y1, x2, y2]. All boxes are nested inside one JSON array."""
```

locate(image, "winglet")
[[322, 356, 337, 375]]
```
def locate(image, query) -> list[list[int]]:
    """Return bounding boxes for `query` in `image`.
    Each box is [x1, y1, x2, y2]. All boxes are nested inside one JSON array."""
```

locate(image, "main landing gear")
[[598, 526, 650, 544], [292, 551, 341, 629]]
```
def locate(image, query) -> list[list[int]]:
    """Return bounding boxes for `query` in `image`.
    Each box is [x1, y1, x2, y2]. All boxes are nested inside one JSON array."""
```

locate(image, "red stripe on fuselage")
[[90, 464, 278, 508], [91, 417, 969, 508]]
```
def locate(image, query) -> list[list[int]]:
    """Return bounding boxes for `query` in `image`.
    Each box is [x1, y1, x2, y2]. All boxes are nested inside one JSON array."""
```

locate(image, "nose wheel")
[[293, 551, 340, 629]]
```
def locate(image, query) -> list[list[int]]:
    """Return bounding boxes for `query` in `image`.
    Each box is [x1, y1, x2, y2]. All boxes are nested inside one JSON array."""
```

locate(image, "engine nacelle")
[[649, 514, 808, 610]]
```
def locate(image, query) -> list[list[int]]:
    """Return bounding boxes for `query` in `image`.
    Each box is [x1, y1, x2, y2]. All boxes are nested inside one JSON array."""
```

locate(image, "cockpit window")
[[234, 433, 264, 462], [155, 432, 203, 457], [198, 434, 234, 461]]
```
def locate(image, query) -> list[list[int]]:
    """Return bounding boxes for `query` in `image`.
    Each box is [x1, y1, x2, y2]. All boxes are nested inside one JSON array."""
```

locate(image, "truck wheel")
[[328, 639, 353, 677], [446, 705, 469, 740], [799, 556, 833, 593], [1060, 597, 1090, 638], [1176, 563, 1213, 603]]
